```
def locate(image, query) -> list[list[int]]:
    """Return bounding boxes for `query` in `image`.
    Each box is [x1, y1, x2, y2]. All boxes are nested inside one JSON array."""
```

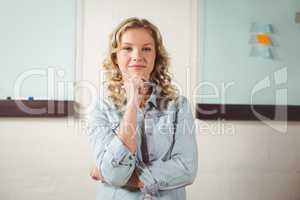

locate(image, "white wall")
[[190, 120, 300, 200], [0, 118, 94, 200], [0, 0, 300, 200]]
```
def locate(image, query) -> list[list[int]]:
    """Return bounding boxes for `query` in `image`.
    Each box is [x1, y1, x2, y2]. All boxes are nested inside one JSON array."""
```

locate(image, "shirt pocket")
[[146, 112, 175, 160]]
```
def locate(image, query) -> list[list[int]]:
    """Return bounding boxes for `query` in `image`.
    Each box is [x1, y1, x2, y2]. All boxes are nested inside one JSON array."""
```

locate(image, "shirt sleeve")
[[136, 96, 198, 194], [87, 99, 136, 187]]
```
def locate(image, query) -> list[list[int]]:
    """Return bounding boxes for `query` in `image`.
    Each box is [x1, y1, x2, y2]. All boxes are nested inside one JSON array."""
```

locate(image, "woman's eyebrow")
[[122, 42, 133, 45], [121, 42, 154, 46], [143, 43, 154, 46]]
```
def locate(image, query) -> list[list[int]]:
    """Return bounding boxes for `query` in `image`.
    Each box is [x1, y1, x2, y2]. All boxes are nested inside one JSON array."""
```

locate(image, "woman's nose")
[[132, 49, 143, 61]]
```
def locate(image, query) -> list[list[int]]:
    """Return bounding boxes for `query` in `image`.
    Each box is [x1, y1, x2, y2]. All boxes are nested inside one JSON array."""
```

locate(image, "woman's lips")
[[128, 64, 146, 68]]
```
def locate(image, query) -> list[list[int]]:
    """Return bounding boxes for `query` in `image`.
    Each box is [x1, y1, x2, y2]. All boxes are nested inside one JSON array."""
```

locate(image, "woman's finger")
[[90, 165, 102, 181]]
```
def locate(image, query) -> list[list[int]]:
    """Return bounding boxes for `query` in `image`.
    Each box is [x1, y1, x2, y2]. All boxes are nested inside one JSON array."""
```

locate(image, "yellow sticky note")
[[256, 33, 271, 45]]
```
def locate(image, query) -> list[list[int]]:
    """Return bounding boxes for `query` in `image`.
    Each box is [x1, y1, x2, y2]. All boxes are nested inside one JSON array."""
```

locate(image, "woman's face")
[[116, 28, 156, 81]]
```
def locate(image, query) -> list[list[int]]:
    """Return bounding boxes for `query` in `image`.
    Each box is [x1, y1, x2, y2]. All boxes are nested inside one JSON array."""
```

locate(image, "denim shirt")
[[87, 86, 198, 200]]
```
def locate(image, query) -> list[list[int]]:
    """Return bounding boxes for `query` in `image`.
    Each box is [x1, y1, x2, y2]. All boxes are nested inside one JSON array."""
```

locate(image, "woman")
[[87, 17, 198, 200]]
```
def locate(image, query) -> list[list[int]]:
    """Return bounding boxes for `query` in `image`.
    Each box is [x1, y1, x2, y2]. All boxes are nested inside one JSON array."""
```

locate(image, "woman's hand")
[[126, 170, 144, 188], [90, 162, 144, 188], [123, 76, 145, 108], [90, 162, 103, 181]]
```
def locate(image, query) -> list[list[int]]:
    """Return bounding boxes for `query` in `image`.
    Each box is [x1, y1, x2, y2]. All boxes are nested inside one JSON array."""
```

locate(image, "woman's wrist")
[[117, 133, 136, 153], [126, 99, 138, 109]]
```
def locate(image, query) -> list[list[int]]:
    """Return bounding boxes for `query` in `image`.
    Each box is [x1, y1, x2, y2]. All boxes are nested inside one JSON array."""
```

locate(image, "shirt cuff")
[[136, 164, 159, 196], [106, 135, 136, 167]]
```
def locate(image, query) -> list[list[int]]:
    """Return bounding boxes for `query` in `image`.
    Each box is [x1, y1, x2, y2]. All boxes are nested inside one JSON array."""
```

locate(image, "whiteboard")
[[198, 0, 300, 105], [0, 0, 76, 100]]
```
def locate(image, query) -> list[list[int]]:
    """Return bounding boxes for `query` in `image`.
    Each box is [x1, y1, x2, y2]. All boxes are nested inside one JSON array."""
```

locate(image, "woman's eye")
[[122, 47, 132, 51], [142, 47, 152, 52]]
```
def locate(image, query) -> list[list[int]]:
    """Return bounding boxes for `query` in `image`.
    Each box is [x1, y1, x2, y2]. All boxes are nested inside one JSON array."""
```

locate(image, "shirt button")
[[111, 160, 118, 167], [159, 181, 168, 187], [128, 155, 132, 160]]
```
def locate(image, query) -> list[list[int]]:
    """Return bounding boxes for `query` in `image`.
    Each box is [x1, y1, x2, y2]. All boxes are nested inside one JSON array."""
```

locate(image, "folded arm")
[[136, 97, 198, 194], [87, 100, 137, 187]]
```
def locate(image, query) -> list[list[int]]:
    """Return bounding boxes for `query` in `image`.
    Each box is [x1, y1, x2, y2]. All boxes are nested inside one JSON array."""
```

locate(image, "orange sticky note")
[[256, 33, 271, 44]]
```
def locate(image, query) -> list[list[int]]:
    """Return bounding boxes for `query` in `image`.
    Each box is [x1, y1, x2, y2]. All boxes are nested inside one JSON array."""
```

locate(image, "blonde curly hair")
[[102, 17, 177, 111]]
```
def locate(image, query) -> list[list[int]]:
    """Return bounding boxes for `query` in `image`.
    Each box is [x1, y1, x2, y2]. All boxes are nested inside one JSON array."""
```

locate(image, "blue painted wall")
[[198, 0, 300, 105]]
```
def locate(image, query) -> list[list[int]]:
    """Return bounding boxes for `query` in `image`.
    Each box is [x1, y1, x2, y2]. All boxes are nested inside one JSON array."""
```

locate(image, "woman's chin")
[[128, 72, 148, 79]]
